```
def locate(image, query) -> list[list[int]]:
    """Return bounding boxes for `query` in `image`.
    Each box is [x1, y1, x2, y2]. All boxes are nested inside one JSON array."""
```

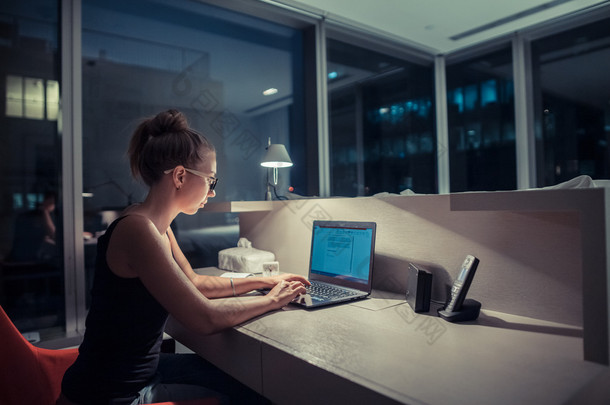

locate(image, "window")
[[327, 38, 436, 196], [446, 47, 516, 192], [532, 17, 610, 185], [0, 0, 64, 338], [81, 0, 307, 290]]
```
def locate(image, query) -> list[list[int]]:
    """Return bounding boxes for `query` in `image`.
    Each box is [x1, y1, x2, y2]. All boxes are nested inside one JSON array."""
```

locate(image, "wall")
[[236, 188, 610, 364], [238, 193, 583, 326]]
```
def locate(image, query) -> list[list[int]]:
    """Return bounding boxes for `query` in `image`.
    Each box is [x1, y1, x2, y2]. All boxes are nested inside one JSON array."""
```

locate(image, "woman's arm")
[[195, 273, 310, 298], [167, 227, 309, 298], [107, 216, 307, 335]]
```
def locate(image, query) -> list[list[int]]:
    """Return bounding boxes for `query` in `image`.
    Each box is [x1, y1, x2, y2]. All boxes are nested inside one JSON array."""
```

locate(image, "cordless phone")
[[444, 255, 479, 313]]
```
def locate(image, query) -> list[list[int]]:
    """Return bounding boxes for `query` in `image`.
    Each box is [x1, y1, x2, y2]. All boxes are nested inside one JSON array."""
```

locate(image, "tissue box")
[[218, 240, 275, 273]]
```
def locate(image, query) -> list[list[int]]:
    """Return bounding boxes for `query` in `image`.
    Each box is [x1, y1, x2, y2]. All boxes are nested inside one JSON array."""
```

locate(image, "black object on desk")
[[438, 298, 481, 322], [406, 263, 432, 313], [437, 255, 481, 322]]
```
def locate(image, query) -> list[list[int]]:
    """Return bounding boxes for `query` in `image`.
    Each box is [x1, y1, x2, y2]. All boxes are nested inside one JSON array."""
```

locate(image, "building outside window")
[[0, 0, 64, 339], [446, 46, 516, 192], [531, 16, 610, 186], [327, 38, 436, 196]]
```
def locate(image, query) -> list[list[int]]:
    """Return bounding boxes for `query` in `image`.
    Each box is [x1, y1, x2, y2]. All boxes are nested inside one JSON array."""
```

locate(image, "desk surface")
[[166, 268, 609, 405]]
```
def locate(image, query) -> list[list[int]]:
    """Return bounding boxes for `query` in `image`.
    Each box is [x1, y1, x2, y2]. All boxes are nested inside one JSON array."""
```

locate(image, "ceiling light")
[[263, 88, 278, 96]]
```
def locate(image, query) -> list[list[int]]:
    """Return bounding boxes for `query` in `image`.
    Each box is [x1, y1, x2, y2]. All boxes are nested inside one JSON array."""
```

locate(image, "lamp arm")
[[88, 180, 133, 205]]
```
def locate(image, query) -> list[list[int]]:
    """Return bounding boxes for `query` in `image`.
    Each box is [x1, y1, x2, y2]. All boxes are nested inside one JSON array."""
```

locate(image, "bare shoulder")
[[120, 203, 142, 216], [110, 215, 156, 242], [117, 213, 155, 229], [107, 215, 169, 277]]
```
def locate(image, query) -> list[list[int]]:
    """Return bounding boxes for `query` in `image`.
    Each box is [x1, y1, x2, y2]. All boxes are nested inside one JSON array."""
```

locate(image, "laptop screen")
[[309, 220, 376, 290]]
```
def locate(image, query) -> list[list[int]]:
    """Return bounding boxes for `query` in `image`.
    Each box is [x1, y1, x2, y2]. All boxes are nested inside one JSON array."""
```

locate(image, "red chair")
[[0, 305, 218, 405]]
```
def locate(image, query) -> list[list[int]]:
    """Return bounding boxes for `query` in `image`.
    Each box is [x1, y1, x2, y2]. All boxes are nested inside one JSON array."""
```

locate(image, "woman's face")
[[180, 151, 217, 215]]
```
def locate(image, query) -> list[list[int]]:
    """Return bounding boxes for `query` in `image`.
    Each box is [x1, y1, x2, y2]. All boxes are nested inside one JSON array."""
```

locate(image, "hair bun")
[[129, 108, 214, 186], [148, 109, 189, 137]]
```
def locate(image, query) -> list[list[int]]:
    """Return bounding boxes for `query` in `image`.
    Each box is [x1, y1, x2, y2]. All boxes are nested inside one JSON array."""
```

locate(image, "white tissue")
[[218, 238, 275, 273], [237, 237, 252, 248]]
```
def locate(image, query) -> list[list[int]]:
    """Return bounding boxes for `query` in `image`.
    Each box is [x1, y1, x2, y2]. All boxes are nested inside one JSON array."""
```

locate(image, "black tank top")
[[62, 216, 169, 404]]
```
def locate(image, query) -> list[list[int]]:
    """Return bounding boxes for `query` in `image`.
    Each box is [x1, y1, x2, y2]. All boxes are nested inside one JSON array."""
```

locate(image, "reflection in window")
[[24, 77, 44, 119], [12, 192, 46, 210], [532, 17, 610, 185], [6, 75, 23, 116], [5, 75, 59, 121], [0, 0, 63, 339], [82, 0, 305, 206], [46, 80, 60, 120], [481, 79, 498, 107], [327, 39, 436, 196], [446, 47, 516, 192], [81, 0, 305, 302]]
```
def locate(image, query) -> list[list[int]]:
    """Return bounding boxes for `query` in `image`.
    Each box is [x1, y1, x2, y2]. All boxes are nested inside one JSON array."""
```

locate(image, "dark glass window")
[[81, 0, 306, 292], [0, 0, 64, 338], [446, 47, 516, 192], [327, 39, 436, 196], [532, 17, 610, 185]]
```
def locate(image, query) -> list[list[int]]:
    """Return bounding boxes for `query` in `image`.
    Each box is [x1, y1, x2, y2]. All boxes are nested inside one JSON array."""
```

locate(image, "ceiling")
[[278, 0, 610, 54], [267, 0, 610, 112]]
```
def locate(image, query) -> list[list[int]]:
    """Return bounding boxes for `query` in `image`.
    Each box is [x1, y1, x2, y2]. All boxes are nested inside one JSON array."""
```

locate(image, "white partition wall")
[[226, 188, 609, 365]]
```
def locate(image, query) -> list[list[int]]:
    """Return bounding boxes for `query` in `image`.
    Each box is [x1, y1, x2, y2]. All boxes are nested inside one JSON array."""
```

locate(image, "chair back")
[[1, 306, 221, 405], [0, 305, 78, 405]]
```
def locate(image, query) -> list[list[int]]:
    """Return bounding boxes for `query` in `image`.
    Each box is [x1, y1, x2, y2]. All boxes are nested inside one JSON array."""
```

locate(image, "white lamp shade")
[[260, 144, 293, 168]]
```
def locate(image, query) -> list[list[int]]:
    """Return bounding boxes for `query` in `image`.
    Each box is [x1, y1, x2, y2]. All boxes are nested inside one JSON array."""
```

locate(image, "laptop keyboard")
[[306, 282, 360, 299]]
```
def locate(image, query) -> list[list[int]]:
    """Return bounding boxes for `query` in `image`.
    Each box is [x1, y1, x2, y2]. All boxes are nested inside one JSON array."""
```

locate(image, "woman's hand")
[[266, 279, 308, 309], [268, 273, 311, 287]]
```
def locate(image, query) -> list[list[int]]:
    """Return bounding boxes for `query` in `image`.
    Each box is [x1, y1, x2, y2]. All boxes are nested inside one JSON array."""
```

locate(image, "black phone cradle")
[[438, 299, 481, 323]]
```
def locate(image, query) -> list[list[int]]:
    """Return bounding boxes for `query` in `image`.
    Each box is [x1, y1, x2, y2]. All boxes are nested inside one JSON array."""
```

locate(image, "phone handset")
[[444, 255, 479, 313]]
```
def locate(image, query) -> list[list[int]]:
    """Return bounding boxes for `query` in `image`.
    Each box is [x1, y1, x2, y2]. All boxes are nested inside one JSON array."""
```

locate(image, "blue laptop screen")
[[310, 223, 374, 285]]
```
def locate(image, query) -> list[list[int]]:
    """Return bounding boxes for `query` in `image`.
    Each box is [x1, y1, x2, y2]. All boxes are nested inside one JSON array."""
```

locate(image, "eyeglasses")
[[164, 167, 218, 191]]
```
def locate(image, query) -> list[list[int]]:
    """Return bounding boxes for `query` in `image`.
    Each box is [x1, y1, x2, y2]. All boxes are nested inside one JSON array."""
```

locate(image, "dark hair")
[[127, 109, 215, 186]]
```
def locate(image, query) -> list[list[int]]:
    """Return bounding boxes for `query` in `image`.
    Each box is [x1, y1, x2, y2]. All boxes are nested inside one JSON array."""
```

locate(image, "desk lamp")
[[261, 138, 293, 200]]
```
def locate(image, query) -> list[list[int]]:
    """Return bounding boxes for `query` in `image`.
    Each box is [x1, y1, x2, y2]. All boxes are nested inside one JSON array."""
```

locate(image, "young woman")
[[58, 109, 309, 404]]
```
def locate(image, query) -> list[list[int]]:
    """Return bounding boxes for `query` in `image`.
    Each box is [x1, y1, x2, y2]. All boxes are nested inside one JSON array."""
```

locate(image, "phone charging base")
[[438, 299, 481, 323]]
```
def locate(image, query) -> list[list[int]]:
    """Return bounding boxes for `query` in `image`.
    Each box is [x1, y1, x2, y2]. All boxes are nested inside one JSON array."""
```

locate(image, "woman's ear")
[[172, 166, 187, 190]]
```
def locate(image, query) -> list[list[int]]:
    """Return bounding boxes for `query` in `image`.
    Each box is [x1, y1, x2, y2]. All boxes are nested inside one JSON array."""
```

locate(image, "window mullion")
[[61, 0, 86, 335]]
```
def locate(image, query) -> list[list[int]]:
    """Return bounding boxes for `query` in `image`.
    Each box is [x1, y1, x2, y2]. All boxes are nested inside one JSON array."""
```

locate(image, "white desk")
[[166, 268, 609, 405]]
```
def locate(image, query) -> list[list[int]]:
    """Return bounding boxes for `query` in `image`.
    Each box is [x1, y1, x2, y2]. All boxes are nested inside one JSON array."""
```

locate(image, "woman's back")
[[61, 216, 168, 404]]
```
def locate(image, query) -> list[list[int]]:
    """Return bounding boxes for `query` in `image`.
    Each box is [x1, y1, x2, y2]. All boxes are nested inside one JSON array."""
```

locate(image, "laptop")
[[292, 220, 377, 308]]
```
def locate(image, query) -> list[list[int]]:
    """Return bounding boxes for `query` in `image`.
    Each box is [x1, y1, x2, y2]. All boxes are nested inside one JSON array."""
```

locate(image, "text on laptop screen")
[[310, 224, 373, 285]]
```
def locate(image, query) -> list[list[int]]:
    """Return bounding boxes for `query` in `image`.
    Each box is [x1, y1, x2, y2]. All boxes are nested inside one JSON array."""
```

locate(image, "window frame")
[[50, 0, 610, 344]]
